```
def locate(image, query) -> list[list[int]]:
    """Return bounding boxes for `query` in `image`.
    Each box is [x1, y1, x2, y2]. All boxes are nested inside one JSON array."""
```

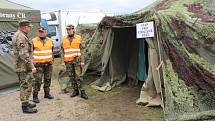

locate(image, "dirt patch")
[[0, 85, 164, 121], [88, 86, 164, 121]]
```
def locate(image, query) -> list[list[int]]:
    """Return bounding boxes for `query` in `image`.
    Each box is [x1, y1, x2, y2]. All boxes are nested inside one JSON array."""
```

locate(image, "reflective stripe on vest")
[[62, 35, 81, 62], [33, 37, 53, 63]]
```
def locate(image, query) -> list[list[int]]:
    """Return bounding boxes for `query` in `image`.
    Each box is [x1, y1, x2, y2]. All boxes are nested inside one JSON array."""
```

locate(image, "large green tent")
[[0, 0, 40, 89], [83, 0, 215, 120]]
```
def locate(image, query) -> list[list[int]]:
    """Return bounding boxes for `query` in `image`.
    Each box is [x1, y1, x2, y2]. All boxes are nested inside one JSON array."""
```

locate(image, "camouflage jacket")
[[12, 30, 35, 72]]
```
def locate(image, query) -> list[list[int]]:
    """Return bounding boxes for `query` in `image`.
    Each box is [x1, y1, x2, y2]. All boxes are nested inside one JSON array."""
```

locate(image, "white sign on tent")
[[136, 21, 155, 38]]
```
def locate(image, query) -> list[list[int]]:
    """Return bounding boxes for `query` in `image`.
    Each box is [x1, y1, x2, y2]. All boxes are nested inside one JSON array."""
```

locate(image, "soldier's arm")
[[16, 38, 35, 70], [60, 41, 64, 63], [51, 39, 54, 59]]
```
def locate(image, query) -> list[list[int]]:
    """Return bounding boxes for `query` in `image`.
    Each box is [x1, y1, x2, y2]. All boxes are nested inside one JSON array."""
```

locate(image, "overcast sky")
[[10, 0, 155, 14]]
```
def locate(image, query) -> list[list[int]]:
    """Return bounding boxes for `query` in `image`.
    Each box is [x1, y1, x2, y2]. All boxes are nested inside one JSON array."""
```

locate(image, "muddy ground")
[[0, 58, 164, 121]]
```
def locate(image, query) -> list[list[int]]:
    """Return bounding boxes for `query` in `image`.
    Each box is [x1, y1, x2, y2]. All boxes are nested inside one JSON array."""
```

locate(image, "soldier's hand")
[[32, 67, 37, 73]]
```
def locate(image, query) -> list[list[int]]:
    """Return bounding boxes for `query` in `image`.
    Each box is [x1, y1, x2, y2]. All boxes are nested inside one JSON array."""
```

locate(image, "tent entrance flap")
[[137, 39, 148, 81], [91, 27, 140, 91]]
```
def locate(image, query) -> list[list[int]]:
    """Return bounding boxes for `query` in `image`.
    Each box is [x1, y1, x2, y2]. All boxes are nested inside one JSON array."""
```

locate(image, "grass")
[[82, 75, 131, 97]]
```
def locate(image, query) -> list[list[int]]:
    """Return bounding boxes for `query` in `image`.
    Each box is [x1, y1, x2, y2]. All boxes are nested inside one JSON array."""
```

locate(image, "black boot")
[[28, 103, 36, 108], [70, 89, 79, 97], [22, 105, 37, 113], [33, 92, 40, 103], [44, 91, 54, 99], [80, 90, 88, 100]]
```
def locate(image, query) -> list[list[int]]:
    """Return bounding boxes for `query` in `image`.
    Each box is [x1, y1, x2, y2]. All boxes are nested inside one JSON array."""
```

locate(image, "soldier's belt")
[[35, 62, 52, 66]]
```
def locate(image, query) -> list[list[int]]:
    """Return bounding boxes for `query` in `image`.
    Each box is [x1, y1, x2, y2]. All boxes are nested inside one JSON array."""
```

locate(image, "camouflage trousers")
[[65, 61, 83, 91], [33, 62, 53, 94], [17, 72, 34, 106]]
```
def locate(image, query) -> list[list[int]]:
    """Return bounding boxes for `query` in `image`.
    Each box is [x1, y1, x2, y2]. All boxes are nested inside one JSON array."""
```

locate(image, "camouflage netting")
[[75, 24, 102, 75], [83, 0, 215, 120]]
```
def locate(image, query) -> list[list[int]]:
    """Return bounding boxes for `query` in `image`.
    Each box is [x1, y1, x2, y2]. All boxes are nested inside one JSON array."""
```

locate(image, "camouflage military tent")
[[0, 0, 40, 89], [84, 0, 215, 120]]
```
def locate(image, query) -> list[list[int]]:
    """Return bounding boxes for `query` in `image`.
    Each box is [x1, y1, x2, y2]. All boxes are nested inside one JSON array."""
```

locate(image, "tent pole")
[[154, 20, 165, 109]]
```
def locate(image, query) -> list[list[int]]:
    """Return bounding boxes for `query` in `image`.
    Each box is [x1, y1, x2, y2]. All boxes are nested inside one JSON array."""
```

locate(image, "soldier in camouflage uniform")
[[61, 24, 88, 99], [32, 27, 54, 103], [12, 20, 37, 113]]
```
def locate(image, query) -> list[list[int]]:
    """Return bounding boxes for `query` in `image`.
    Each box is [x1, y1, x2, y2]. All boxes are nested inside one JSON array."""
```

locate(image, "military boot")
[[80, 90, 88, 100], [70, 89, 79, 97], [44, 91, 54, 99], [28, 103, 36, 108], [33, 92, 40, 103], [22, 105, 37, 113]]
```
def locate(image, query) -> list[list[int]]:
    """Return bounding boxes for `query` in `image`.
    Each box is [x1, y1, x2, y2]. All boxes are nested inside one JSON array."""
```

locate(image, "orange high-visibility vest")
[[32, 37, 53, 63], [62, 35, 81, 62]]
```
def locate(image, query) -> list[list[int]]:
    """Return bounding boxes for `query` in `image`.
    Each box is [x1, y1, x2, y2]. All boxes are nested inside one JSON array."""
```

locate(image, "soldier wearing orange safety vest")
[[61, 24, 88, 99], [32, 27, 54, 103]]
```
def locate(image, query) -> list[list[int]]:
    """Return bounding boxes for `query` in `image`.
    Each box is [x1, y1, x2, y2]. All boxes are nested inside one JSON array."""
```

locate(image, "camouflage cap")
[[38, 26, 46, 32], [66, 24, 74, 29], [19, 19, 33, 27]]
